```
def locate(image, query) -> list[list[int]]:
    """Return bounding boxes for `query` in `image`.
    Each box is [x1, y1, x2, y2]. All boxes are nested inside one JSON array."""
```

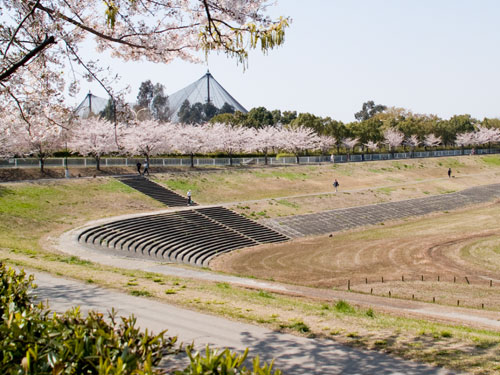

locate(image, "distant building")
[[168, 70, 247, 122], [74, 91, 108, 119], [74, 71, 247, 122]]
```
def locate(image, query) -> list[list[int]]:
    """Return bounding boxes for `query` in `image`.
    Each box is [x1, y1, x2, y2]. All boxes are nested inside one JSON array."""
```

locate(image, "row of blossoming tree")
[[0, 117, 336, 171], [2, 116, 500, 172]]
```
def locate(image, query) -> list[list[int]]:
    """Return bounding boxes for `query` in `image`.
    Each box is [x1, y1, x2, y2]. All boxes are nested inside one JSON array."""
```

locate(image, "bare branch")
[[0, 35, 56, 82], [34, 2, 187, 52], [4, 0, 41, 56]]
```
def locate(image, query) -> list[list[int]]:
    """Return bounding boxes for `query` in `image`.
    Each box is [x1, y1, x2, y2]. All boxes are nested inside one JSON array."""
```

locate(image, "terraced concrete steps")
[[197, 207, 289, 244], [78, 206, 289, 267], [119, 177, 195, 207], [263, 183, 500, 238]]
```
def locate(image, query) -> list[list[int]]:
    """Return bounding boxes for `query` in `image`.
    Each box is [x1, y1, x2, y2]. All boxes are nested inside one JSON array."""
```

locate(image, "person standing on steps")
[[136, 161, 142, 175], [187, 190, 192, 206], [143, 160, 150, 176], [448, 168, 451, 178], [333, 179, 339, 193]]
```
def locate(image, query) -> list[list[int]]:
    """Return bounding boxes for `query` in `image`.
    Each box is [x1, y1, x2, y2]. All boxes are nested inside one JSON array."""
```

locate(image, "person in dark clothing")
[[448, 168, 451, 178], [136, 162, 142, 175], [333, 179, 339, 193], [143, 160, 150, 176]]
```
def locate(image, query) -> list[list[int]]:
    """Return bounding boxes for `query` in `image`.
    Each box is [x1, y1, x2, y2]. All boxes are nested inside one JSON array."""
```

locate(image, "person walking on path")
[[187, 190, 192, 206], [143, 160, 150, 176], [136, 162, 142, 175], [448, 168, 451, 178], [333, 179, 339, 193]]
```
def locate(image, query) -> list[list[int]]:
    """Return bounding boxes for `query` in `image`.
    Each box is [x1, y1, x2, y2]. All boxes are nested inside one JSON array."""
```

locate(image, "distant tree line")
[[211, 101, 500, 152], [178, 100, 236, 124], [96, 83, 500, 156]]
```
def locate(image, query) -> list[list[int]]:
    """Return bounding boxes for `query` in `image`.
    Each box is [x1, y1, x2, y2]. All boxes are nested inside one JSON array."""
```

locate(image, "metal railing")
[[1, 148, 498, 169]]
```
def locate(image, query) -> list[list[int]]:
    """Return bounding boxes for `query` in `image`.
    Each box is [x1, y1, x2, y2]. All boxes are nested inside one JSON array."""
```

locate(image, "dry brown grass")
[[211, 201, 500, 310]]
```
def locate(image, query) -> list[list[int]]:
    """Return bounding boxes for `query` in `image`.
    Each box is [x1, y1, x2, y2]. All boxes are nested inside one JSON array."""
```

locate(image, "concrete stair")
[[119, 177, 195, 207], [78, 206, 289, 267]]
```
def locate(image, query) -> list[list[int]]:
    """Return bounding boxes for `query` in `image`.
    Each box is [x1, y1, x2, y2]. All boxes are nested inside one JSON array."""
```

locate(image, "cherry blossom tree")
[[10, 118, 64, 173], [280, 126, 321, 164], [404, 135, 420, 157], [248, 126, 277, 165], [455, 132, 475, 155], [383, 128, 404, 156], [317, 135, 337, 156], [1, 0, 289, 126], [474, 125, 500, 153], [120, 120, 174, 165], [342, 137, 359, 161], [0, 115, 17, 158], [423, 134, 442, 150], [67, 118, 118, 170], [172, 124, 214, 168], [364, 141, 379, 153], [210, 123, 254, 166]]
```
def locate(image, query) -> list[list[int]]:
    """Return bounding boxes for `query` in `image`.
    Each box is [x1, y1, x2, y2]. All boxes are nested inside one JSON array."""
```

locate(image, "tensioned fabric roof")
[[74, 92, 108, 119], [168, 71, 247, 122]]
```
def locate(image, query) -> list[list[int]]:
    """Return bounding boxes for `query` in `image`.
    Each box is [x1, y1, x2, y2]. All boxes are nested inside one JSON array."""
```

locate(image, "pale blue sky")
[[77, 0, 500, 122]]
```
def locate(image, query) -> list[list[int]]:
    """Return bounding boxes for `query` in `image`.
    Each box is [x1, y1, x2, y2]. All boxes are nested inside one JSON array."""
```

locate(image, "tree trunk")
[[264, 152, 268, 165], [39, 157, 45, 174], [190, 153, 194, 168], [95, 156, 101, 171], [295, 154, 300, 164], [229, 152, 233, 166]]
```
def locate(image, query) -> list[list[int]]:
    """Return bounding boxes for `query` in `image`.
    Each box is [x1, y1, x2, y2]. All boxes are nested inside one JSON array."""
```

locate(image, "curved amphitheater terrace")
[[4, 155, 500, 374]]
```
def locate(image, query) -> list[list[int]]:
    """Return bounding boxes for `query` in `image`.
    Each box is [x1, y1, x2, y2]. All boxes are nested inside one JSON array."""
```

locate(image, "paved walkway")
[[263, 183, 500, 238], [32, 270, 457, 375]]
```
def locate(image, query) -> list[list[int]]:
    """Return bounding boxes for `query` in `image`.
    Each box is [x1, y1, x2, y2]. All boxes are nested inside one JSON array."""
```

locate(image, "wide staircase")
[[78, 206, 289, 267], [119, 177, 195, 207]]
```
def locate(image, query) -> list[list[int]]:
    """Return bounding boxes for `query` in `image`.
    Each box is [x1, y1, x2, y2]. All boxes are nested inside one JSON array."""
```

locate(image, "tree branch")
[[4, 0, 41, 56], [34, 2, 191, 53], [0, 35, 56, 82], [0, 83, 31, 129]]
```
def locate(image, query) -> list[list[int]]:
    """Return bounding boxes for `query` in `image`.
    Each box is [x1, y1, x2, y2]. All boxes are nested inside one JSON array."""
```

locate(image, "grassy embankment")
[[155, 155, 500, 219], [1, 156, 500, 373]]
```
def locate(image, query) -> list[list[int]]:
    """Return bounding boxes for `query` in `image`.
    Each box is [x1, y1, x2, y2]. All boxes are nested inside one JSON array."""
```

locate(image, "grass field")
[[2, 155, 500, 374]]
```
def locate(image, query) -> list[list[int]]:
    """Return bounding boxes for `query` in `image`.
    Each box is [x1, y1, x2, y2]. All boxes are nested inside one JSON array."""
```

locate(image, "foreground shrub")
[[177, 347, 281, 375], [0, 262, 282, 375]]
